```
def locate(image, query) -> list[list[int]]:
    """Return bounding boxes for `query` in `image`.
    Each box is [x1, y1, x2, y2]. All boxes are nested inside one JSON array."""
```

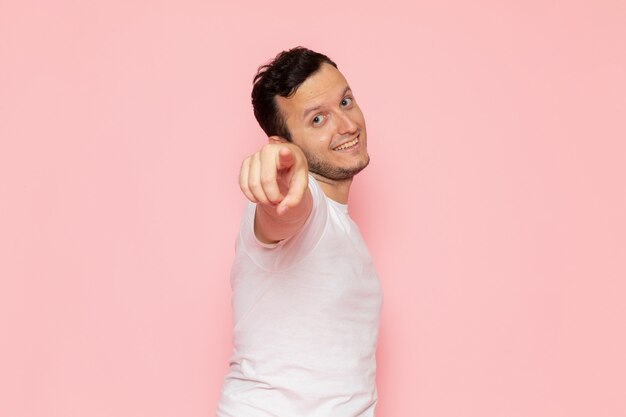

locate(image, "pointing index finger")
[[276, 146, 295, 170]]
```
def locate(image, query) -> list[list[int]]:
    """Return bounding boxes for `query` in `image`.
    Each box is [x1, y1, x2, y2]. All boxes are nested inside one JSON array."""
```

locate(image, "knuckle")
[[260, 176, 274, 186]]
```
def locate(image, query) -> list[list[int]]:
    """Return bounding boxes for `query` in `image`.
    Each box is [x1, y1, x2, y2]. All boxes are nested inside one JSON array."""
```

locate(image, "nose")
[[335, 110, 358, 135]]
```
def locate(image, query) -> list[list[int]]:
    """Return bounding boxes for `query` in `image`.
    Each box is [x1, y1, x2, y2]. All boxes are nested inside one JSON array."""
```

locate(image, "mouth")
[[332, 136, 360, 151]]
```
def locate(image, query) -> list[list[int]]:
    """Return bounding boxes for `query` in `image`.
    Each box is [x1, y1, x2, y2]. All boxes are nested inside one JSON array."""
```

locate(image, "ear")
[[268, 135, 288, 144]]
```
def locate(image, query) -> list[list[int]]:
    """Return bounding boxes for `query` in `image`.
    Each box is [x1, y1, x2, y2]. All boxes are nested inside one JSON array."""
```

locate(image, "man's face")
[[275, 63, 369, 181]]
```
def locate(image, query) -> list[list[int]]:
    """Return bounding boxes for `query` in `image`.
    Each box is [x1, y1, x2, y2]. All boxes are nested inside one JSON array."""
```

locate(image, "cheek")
[[312, 128, 333, 144], [317, 134, 330, 144]]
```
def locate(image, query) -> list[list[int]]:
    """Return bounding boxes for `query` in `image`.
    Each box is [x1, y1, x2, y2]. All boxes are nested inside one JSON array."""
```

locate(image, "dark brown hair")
[[251, 46, 337, 141]]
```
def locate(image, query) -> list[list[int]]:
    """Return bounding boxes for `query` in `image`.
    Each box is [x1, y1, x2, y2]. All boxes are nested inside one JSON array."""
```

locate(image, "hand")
[[239, 139, 309, 216]]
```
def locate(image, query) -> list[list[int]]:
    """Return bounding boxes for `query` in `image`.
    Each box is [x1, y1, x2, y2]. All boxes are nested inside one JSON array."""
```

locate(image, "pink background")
[[1, 1, 625, 416]]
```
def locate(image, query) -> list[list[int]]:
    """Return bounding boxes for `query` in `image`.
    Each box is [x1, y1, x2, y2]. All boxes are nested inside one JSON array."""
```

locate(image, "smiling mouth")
[[332, 136, 359, 151]]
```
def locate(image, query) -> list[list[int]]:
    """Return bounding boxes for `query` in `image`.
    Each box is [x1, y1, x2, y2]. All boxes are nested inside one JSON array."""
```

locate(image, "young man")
[[216, 47, 383, 417]]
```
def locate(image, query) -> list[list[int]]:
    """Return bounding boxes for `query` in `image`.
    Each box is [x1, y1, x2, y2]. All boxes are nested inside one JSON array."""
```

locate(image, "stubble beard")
[[303, 149, 371, 181]]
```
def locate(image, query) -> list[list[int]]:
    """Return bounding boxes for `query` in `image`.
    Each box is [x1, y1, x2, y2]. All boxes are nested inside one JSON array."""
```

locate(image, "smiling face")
[[275, 63, 369, 181]]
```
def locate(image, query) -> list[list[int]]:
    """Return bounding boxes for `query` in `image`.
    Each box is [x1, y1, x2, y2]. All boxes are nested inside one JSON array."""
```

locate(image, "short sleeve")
[[236, 174, 329, 271]]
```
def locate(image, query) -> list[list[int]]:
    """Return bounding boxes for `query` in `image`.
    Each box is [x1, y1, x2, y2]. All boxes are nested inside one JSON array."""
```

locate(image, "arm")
[[239, 140, 313, 244]]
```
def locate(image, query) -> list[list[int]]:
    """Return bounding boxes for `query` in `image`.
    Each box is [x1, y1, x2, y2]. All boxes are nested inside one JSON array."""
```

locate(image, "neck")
[[310, 172, 353, 204]]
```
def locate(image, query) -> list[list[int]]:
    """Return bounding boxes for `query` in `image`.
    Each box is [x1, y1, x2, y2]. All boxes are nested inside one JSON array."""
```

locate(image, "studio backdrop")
[[1, 1, 625, 416]]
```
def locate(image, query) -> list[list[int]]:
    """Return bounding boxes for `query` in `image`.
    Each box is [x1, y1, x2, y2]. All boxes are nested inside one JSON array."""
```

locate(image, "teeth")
[[334, 137, 359, 151]]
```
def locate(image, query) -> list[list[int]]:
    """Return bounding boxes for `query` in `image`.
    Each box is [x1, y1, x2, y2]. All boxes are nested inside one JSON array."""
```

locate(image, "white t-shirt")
[[216, 175, 383, 417]]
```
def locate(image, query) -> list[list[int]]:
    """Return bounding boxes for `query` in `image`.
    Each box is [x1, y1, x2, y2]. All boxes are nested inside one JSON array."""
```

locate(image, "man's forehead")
[[294, 64, 348, 100], [276, 64, 350, 116]]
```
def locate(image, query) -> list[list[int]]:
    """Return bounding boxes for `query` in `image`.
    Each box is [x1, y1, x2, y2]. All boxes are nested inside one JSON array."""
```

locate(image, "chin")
[[314, 154, 370, 181], [350, 154, 370, 177]]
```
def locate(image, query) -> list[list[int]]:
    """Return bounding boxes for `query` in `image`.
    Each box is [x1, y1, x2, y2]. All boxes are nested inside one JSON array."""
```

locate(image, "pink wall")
[[1, 1, 625, 416]]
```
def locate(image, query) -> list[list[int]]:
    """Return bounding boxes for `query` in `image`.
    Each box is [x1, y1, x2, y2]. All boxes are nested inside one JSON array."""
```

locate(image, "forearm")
[[254, 187, 313, 244]]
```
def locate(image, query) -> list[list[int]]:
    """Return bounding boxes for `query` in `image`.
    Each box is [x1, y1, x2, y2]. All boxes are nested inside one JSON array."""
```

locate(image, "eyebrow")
[[301, 85, 352, 120]]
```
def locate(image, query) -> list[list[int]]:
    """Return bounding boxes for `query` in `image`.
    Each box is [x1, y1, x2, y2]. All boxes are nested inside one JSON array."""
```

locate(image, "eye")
[[341, 97, 353, 107], [312, 114, 326, 126]]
